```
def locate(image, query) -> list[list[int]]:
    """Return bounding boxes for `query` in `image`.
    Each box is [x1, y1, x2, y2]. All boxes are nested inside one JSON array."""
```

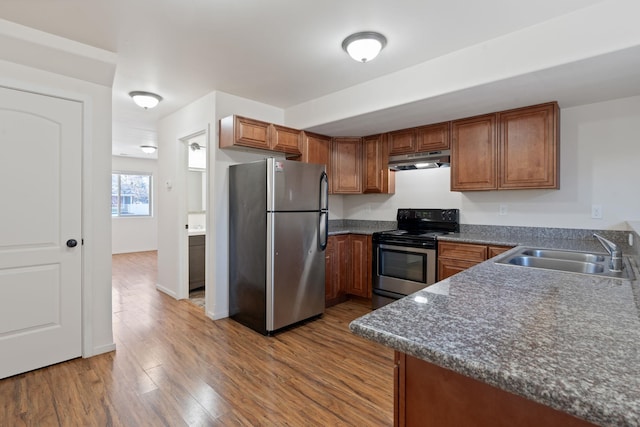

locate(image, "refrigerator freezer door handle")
[[319, 171, 329, 211]]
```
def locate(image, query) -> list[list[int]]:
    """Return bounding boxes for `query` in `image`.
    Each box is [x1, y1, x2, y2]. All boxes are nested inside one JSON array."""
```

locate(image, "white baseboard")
[[207, 308, 229, 320], [85, 342, 116, 358], [156, 283, 177, 298]]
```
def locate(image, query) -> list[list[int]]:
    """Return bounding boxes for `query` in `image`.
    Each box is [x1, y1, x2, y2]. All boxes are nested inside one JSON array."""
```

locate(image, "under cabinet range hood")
[[388, 150, 450, 171]]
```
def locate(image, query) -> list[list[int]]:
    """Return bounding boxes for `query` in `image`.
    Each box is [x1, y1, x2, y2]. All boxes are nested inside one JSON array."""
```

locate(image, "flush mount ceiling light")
[[129, 91, 163, 109], [341, 31, 387, 63], [140, 145, 157, 154]]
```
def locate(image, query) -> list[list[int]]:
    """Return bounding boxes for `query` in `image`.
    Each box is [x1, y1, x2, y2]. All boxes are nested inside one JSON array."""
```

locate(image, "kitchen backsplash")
[[459, 224, 631, 246]]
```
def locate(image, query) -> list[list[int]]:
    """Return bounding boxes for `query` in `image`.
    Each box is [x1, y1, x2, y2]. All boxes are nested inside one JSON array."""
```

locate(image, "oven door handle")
[[378, 243, 435, 255]]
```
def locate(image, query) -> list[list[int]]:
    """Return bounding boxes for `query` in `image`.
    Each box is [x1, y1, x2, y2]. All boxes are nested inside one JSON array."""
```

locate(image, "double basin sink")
[[496, 247, 634, 280]]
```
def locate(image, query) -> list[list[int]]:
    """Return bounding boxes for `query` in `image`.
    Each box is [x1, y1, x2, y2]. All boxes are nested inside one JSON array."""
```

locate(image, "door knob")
[[66, 239, 78, 248]]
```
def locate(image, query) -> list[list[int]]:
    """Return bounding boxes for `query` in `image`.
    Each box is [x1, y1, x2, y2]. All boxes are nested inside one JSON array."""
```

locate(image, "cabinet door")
[[302, 131, 332, 193], [325, 235, 349, 307], [451, 114, 497, 191], [270, 124, 302, 155], [388, 129, 416, 155], [219, 115, 270, 150], [498, 102, 559, 189], [188, 235, 206, 289], [348, 235, 371, 298], [363, 134, 395, 194], [416, 122, 450, 152], [324, 236, 338, 305], [332, 137, 362, 194], [396, 352, 596, 427]]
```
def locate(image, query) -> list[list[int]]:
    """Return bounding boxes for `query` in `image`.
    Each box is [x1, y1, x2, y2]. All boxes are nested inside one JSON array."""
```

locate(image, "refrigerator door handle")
[[318, 171, 329, 251], [318, 211, 328, 251]]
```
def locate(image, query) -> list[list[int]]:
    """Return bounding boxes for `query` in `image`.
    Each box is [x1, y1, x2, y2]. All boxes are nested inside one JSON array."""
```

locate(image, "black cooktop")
[[373, 208, 459, 245], [375, 229, 451, 239]]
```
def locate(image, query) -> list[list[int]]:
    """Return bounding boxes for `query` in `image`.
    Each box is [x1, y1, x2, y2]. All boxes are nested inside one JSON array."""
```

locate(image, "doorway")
[[180, 131, 208, 309]]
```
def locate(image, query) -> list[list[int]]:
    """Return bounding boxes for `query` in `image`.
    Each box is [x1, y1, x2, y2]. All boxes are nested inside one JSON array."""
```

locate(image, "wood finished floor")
[[0, 251, 394, 426]]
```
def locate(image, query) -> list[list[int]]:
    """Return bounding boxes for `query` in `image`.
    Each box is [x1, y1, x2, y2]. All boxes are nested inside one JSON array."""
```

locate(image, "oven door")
[[373, 243, 436, 297]]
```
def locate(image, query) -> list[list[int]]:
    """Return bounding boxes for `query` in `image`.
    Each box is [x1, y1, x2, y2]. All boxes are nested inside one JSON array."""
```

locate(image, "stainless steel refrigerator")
[[229, 158, 329, 335]]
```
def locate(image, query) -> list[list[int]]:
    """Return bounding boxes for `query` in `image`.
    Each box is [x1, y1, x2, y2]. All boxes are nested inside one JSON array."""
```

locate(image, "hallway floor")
[[0, 250, 394, 426]]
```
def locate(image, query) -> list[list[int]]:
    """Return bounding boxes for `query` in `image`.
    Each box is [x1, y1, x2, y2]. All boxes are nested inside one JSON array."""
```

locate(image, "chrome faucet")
[[593, 233, 623, 272]]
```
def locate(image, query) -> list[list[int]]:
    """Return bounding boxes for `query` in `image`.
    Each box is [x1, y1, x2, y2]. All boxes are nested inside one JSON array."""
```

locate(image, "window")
[[112, 173, 152, 217]]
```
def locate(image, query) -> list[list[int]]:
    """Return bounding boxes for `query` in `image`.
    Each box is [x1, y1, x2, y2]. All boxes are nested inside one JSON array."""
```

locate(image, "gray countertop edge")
[[349, 246, 640, 426], [349, 316, 603, 425]]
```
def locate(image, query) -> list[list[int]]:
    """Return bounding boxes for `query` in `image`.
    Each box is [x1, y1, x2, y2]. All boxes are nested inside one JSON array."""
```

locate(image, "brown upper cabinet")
[[332, 137, 362, 194], [388, 122, 450, 156], [362, 134, 395, 194], [221, 101, 558, 193], [498, 102, 559, 190], [388, 128, 416, 155], [219, 115, 302, 156], [450, 113, 498, 191], [450, 102, 559, 191], [270, 124, 302, 155], [302, 131, 332, 193]]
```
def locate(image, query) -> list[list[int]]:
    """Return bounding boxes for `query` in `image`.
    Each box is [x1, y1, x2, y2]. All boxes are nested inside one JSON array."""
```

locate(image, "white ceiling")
[[0, 0, 635, 158]]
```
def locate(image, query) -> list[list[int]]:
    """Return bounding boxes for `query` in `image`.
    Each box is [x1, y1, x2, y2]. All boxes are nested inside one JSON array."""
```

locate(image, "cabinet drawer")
[[438, 258, 481, 281], [487, 245, 512, 258], [438, 242, 487, 262]]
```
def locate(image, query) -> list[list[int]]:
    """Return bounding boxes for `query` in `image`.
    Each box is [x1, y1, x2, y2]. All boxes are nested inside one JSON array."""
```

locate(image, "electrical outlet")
[[591, 204, 603, 219], [499, 204, 508, 216]]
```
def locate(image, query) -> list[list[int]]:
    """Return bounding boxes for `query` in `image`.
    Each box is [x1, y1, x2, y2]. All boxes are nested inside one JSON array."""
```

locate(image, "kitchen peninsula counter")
[[350, 241, 640, 426]]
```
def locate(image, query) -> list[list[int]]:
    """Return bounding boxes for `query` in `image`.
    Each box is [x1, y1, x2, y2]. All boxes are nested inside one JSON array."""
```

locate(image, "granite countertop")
[[350, 240, 640, 426], [188, 229, 206, 236], [328, 220, 395, 236], [439, 230, 634, 254]]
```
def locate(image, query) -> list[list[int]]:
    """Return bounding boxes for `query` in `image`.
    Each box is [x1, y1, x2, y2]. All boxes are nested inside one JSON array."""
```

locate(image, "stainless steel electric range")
[[372, 208, 459, 309]]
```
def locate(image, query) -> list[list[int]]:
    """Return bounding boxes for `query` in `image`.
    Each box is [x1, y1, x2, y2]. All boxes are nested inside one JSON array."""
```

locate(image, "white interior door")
[[0, 86, 82, 379]]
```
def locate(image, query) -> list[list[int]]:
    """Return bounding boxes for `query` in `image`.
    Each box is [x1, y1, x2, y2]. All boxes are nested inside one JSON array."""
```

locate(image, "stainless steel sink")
[[519, 249, 605, 263], [495, 247, 634, 280], [506, 256, 605, 274]]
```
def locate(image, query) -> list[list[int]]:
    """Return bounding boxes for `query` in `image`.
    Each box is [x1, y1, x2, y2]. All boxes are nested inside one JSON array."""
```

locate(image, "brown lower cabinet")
[[188, 235, 205, 291], [325, 234, 349, 307], [325, 234, 372, 307], [438, 241, 512, 281], [395, 352, 597, 427]]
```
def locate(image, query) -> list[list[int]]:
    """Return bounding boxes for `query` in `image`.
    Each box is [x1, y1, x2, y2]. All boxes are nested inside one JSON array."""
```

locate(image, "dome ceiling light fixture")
[[129, 91, 163, 109], [140, 145, 157, 154], [341, 31, 387, 63]]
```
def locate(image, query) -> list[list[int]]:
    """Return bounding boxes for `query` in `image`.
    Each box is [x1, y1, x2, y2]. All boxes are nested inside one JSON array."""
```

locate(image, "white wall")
[[0, 59, 115, 357], [111, 156, 158, 254], [156, 90, 285, 321], [342, 96, 640, 230], [156, 93, 215, 300]]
